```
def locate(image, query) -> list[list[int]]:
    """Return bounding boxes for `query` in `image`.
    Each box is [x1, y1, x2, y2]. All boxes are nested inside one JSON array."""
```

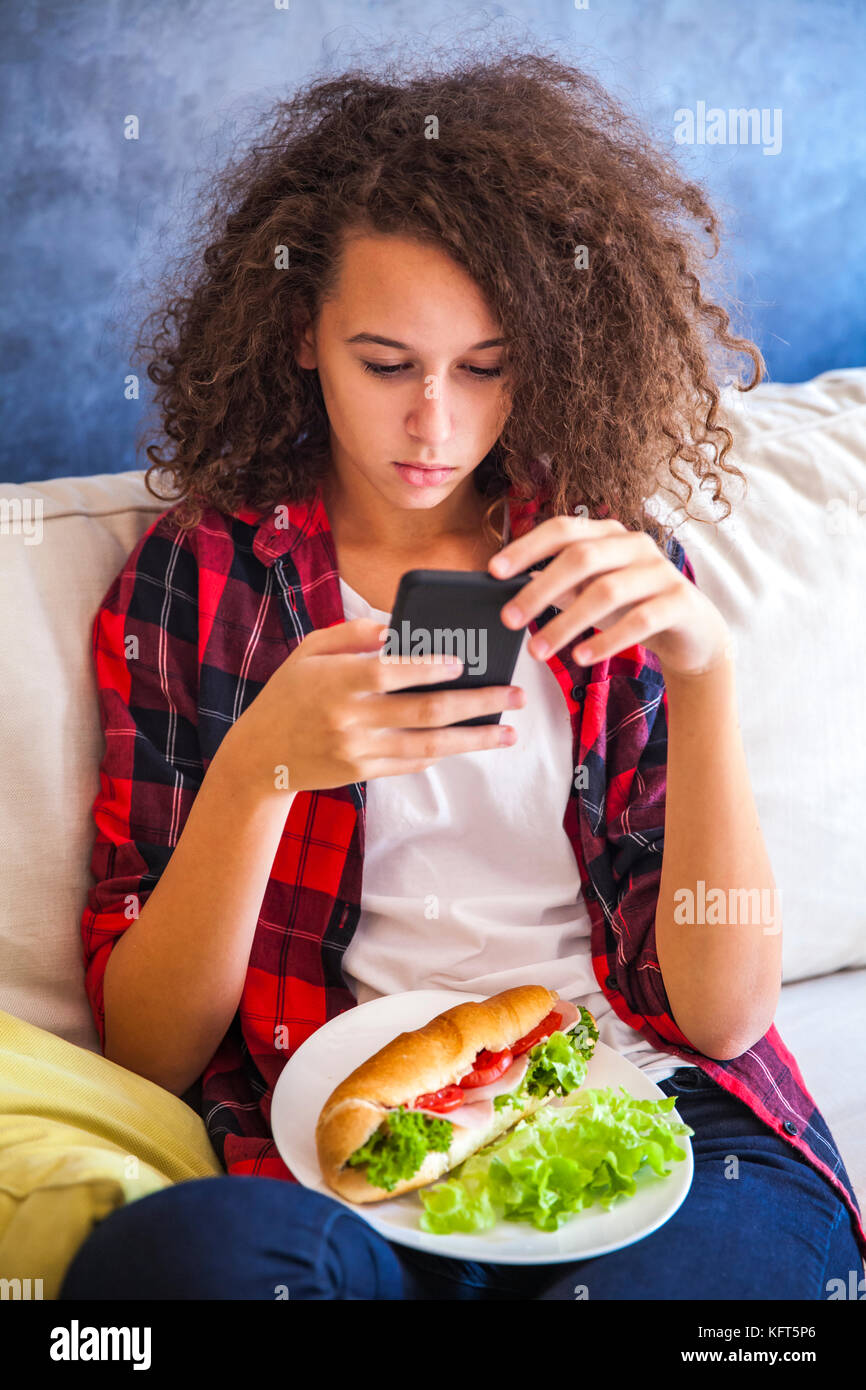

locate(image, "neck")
[[319, 469, 496, 555]]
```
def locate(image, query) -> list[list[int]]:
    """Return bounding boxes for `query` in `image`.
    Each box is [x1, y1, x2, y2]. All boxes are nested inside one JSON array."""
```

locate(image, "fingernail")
[[498, 725, 516, 744]]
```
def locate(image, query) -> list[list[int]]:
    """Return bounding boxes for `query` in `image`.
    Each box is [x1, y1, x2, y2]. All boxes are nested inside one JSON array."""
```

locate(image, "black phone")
[[385, 567, 532, 726]]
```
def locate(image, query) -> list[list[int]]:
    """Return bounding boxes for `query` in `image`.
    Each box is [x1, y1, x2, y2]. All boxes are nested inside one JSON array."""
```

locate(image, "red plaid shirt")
[[81, 480, 865, 1260]]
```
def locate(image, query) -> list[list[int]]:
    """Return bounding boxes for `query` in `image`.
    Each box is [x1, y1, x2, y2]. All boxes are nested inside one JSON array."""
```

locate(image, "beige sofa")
[[1, 367, 864, 1292]]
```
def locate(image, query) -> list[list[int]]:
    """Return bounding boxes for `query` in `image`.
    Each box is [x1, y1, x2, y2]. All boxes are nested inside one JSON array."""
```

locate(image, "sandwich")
[[315, 985, 599, 1203]]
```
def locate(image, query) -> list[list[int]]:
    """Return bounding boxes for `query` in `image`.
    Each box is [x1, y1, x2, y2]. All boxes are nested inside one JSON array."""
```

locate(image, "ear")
[[294, 318, 317, 370]]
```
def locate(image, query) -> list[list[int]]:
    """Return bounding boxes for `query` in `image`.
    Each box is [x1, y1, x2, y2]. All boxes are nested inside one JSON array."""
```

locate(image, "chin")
[[386, 475, 463, 499]]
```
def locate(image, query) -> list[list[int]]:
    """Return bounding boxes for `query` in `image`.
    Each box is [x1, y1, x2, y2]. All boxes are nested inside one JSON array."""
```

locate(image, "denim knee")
[[58, 1176, 403, 1300]]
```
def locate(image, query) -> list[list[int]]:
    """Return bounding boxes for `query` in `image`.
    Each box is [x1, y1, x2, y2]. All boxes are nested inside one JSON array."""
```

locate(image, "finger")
[[499, 530, 652, 632], [487, 515, 627, 583], [570, 587, 681, 665], [347, 649, 465, 695], [357, 683, 524, 729], [527, 559, 669, 660], [365, 721, 518, 762]]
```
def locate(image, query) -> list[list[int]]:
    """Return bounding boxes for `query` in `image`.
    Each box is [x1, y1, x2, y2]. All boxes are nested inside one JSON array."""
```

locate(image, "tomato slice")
[[458, 1047, 515, 1089], [412, 1085, 466, 1113], [511, 1009, 563, 1057], [413, 1013, 566, 1105]]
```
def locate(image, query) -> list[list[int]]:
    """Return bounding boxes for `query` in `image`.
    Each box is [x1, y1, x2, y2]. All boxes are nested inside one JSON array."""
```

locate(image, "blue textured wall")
[[2, 0, 863, 483]]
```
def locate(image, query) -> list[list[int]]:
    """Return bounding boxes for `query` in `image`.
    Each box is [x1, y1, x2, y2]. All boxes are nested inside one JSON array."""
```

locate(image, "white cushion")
[[0, 471, 168, 1052], [650, 367, 866, 982], [0, 368, 864, 1060]]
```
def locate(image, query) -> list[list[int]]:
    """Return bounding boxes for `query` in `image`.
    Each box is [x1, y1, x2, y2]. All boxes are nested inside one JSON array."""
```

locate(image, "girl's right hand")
[[222, 618, 525, 797]]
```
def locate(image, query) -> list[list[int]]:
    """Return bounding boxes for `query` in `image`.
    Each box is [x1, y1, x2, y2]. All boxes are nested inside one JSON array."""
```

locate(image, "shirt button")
[[783, 1120, 798, 1136], [571, 684, 585, 701], [605, 973, 617, 990], [673, 1068, 702, 1089], [584, 884, 596, 902]]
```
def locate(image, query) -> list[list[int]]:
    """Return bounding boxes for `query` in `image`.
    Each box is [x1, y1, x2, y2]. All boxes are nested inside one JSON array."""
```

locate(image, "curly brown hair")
[[134, 40, 763, 554]]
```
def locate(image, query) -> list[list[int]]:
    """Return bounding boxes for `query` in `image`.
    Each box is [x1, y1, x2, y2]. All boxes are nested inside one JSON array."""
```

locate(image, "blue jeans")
[[58, 1069, 862, 1300]]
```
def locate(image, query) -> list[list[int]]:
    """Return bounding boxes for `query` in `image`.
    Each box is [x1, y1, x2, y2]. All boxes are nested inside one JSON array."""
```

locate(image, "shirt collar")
[[232, 475, 551, 569]]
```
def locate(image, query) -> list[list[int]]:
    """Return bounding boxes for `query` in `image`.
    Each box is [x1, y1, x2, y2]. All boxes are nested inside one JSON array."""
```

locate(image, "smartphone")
[[384, 568, 532, 726]]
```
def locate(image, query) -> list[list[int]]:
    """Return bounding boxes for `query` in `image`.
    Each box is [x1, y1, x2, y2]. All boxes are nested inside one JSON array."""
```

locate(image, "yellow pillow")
[[0, 1010, 223, 1299]]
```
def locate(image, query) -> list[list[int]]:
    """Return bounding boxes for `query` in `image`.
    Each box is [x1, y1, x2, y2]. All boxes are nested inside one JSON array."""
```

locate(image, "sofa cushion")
[[0, 471, 168, 1052], [651, 367, 866, 983]]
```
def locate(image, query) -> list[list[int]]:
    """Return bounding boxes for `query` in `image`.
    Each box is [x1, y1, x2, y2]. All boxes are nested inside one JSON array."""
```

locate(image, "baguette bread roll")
[[316, 985, 588, 1204]]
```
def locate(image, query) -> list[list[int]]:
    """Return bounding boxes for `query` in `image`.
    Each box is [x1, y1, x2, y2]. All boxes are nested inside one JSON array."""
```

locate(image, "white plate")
[[270, 989, 693, 1265]]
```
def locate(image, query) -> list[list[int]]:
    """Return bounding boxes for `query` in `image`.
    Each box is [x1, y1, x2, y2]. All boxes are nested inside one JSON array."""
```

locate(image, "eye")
[[362, 361, 502, 379]]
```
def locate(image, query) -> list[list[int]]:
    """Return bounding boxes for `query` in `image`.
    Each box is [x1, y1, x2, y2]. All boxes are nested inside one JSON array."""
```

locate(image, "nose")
[[405, 379, 454, 447]]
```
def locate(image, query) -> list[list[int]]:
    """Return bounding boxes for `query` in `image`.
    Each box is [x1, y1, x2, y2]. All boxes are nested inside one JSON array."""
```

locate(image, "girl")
[[60, 47, 864, 1300]]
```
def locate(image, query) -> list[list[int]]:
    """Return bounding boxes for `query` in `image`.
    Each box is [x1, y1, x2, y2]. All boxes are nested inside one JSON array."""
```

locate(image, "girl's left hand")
[[488, 516, 734, 679]]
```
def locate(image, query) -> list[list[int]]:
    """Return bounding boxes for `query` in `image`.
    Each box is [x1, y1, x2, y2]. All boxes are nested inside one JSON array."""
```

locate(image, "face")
[[295, 231, 512, 529]]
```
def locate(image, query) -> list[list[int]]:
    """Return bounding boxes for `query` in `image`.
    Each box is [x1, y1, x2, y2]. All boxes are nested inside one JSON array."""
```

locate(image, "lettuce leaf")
[[418, 1085, 694, 1233], [494, 1006, 600, 1111], [345, 1107, 454, 1192], [523, 1028, 592, 1097]]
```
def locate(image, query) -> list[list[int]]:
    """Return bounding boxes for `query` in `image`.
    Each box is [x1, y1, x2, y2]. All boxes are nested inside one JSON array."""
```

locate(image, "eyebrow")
[[345, 332, 506, 351]]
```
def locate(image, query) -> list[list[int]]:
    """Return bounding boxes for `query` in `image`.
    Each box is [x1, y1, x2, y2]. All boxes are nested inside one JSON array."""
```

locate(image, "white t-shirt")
[[338, 572, 698, 1085]]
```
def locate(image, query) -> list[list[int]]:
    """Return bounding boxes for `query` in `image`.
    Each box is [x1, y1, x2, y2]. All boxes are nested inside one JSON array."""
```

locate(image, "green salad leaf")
[[345, 1107, 453, 1193], [523, 1027, 593, 1097], [418, 1085, 694, 1233], [494, 1007, 600, 1111]]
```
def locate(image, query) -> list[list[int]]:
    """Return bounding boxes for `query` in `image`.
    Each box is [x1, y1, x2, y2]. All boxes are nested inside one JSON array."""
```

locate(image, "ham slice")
[[411, 1097, 497, 1130], [550, 999, 581, 1031], [403, 998, 587, 1129]]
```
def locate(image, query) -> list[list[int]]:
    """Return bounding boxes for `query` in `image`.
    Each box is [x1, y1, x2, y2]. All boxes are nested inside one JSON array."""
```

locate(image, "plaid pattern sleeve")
[[568, 527, 701, 1051], [81, 519, 203, 1052]]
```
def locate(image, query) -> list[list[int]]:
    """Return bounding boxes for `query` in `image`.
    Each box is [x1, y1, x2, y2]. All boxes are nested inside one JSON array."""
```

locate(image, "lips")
[[392, 462, 456, 487]]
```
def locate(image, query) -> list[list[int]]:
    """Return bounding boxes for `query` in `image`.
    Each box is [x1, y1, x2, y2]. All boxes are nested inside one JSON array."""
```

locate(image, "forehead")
[[326, 232, 501, 340]]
